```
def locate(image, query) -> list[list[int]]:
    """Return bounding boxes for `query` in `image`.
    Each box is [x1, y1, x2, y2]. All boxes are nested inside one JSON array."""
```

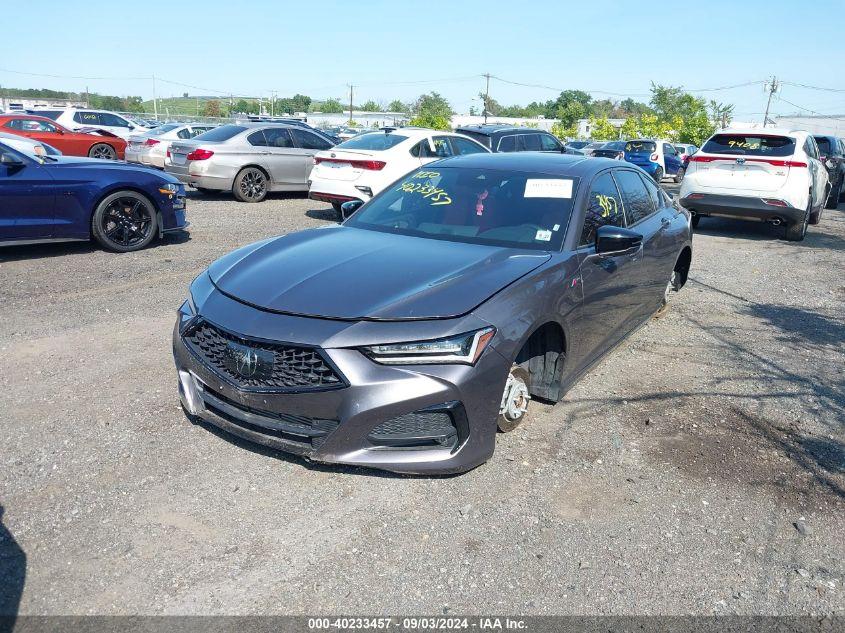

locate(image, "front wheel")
[[653, 167, 664, 182], [497, 365, 531, 433], [89, 143, 117, 160], [233, 167, 268, 203], [91, 191, 158, 252]]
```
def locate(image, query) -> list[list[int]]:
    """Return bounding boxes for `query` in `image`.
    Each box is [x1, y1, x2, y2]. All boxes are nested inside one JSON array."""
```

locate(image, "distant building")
[[0, 96, 87, 112], [576, 118, 626, 139], [774, 115, 845, 136], [306, 111, 409, 129]]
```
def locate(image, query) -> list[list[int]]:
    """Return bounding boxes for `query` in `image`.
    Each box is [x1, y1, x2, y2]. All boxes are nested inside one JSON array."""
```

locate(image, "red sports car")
[[0, 114, 126, 160]]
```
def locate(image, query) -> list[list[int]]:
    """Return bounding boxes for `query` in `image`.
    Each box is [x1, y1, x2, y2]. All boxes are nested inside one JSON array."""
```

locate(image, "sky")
[[2, 0, 844, 121]]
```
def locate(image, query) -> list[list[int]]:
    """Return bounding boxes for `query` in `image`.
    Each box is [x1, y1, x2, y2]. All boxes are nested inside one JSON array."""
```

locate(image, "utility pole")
[[348, 84, 354, 125], [762, 76, 778, 128], [152, 75, 158, 120], [85, 85, 89, 107], [483, 73, 491, 124], [271, 91, 276, 117]]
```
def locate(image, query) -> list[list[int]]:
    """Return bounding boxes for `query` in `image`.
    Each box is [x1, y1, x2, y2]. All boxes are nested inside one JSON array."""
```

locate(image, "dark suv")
[[813, 135, 845, 207], [454, 124, 575, 154]]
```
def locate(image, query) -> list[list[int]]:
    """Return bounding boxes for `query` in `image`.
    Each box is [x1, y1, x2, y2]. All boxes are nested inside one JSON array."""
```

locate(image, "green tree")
[[387, 99, 407, 113], [620, 117, 640, 139], [479, 91, 501, 117], [708, 100, 734, 129], [361, 100, 381, 112], [203, 100, 222, 117], [319, 98, 345, 114], [412, 92, 453, 118], [590, 117, 618, 140], [409, 112, 451, 131], [551, 120, 577, 140]]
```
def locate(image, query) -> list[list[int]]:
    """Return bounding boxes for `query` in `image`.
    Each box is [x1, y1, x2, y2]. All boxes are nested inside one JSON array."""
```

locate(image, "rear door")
[[260, 127, 303, 186], [573, 170, 643, 364], [663, 143, 681, 175], [693, 133, 796, 191], [289, 128, 334, 180], [803, 136, 827, 208], [0, 146, 56, 240]]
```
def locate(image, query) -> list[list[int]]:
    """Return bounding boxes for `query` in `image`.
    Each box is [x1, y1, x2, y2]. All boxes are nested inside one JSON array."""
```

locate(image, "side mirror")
[[340, 199, 364, 220], [0, 152, 25, 168], [595, 225, 642, 255]]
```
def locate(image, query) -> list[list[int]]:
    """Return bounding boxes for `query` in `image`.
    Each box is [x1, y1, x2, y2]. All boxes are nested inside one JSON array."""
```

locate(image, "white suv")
[[51, 109, 148, 139], [679, 128, 829, 241], [308, 128, 489, 217]]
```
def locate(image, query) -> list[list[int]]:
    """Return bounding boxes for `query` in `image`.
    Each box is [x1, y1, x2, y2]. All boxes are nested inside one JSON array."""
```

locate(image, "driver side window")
[[580, 172, 625, 247]]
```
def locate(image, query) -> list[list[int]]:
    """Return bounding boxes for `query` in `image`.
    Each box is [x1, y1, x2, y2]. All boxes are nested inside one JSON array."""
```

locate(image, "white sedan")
[[125, 123, 216, 169], [308, 128, 490, 217]]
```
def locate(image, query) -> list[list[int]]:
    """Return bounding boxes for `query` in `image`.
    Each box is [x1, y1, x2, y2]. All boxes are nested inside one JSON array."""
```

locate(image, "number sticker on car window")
[[595, 194, 619, 218], [727, 140, 761, 150], [396, 180, 452, 206]]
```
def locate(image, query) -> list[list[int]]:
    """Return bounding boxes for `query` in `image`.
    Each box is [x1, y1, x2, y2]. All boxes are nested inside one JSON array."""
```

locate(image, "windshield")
[[567, 141, 590, 149], [192, 125, 247, 142], [625, 140, 656, 153], [702, 134, 796, 157], [345, 167, 578, 251], [148, 123, 180, 135], [603, 141, 625, 150], [336, 132, 408, 151]]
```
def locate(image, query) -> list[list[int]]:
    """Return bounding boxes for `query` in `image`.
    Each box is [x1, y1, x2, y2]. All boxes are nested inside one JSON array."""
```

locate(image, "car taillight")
[[143, 138, 160, 146], [186, 148, 214, 161], [690, 155, 805, 168], [314, 157, 386, 170], [166, 149, 171, 158], [650, 153, 659, 161]]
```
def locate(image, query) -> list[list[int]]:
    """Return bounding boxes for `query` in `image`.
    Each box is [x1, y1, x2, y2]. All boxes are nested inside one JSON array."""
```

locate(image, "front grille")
[[183, 320, 344, 392], [201, 385, 339, 450]]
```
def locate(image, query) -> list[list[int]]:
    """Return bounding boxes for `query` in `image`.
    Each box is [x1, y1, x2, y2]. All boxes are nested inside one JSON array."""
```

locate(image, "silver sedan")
[[125, 123, 216, 169], [165, 123, 335, 202]]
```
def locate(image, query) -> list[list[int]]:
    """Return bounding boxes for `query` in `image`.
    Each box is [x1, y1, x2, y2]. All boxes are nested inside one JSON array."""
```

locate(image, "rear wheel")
[[89, 143, 117, 160], [675, 167, 685, 183], [497, 365, 531, 433], [655, 270, 678, 318], [653, 167, 664, 182], [91, 191, 158, 252], [784, 202, 810, 241], [233, 167, 268, 203], [331, 202, 343, 220]]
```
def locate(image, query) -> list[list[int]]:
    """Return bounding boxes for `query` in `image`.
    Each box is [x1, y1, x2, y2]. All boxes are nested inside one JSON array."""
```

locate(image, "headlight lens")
[[158, 183, 179, 195], [362, 327, 495, 365]]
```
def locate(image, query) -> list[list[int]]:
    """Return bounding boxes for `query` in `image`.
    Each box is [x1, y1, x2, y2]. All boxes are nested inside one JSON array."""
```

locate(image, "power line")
[[780, 81, 845, 93], [775, 95, 845, 122]]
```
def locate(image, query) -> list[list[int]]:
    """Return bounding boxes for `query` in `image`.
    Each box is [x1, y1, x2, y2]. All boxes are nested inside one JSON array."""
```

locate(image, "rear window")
[[192, 125, 247, 142], [150, 123, 181, 135], [30, 110, 62, 120], [813, 137, 832, 155], [455, 130, 492, 148], [702, 134, 795, 157], [337, 132, 408, 151], [625, 140, 656, 153]]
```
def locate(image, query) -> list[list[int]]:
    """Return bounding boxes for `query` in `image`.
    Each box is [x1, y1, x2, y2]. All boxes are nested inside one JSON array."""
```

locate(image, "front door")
[[0, 147, 56, 241], [571, 170, 643, 369]]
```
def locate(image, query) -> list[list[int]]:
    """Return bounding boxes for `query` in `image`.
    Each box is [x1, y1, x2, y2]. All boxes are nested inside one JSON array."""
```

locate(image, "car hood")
[[45, 156, 177, 179], [208, 226, 551, 320]]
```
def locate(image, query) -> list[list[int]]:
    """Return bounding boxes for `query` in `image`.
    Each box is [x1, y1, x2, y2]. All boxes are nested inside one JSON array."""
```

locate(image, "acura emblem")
[[234, 348, 260, 378], [330, 152, 336, 158], [736, 157, 746, 165]]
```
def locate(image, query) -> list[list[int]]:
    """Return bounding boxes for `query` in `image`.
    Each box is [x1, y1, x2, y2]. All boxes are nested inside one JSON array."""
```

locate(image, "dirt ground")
[[1, 186, 843, 616]]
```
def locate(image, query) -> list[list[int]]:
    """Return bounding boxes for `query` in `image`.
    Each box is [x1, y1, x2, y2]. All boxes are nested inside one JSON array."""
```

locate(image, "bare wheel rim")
[[91, 144, 115, 160], [664, 270, 677, 304], [102, 196, 153, 247], [239, 169, 266, 200]]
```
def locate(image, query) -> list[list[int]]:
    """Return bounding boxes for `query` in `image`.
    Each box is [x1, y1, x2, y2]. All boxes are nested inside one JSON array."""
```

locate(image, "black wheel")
[[691, 214, 701, 228], [88, 143, 117, 160], [824, 181, 840, 209], [233, 167, 268, 203], [331, 202, 343, 220], [784, 202, 810, 242], [194, 187, 217, 195], [497, 365, 531, 433], [653, 167, 664, 182], [91, 191, 158, 252], [675, 167, 685, 183]]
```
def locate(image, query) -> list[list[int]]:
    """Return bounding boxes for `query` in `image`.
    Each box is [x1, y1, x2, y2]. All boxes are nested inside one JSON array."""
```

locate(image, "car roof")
[[429, 151, 629, 177], [716, 127, 803, 137], [455, 124, 549, 136]]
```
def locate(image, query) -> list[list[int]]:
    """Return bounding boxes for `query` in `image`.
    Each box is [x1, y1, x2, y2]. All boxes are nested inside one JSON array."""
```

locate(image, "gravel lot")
[[1, 186, 843, 616]]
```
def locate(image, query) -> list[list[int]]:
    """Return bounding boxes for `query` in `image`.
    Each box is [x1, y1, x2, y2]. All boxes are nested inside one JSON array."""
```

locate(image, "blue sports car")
[[0, 140, 188, 252]]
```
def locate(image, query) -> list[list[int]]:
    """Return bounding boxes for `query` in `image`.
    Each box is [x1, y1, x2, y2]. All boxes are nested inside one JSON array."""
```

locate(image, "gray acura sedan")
[[173, 153, 693, 474]]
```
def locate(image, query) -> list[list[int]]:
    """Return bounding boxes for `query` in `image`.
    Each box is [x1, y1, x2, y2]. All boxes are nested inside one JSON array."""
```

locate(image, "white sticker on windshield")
[[535, 229, 552, 242], [524, 178, 573, 199]]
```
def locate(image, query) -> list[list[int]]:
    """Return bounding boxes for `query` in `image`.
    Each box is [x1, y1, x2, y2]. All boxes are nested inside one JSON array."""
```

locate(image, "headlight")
[[361, 327, 495, 365], [158, 183, 180, 195]]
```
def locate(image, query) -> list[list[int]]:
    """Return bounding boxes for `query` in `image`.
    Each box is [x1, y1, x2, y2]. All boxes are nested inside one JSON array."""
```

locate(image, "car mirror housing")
[[340, 200, 364, 220], [595, 225, 643, 255], [0, 153, 25, 168]]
